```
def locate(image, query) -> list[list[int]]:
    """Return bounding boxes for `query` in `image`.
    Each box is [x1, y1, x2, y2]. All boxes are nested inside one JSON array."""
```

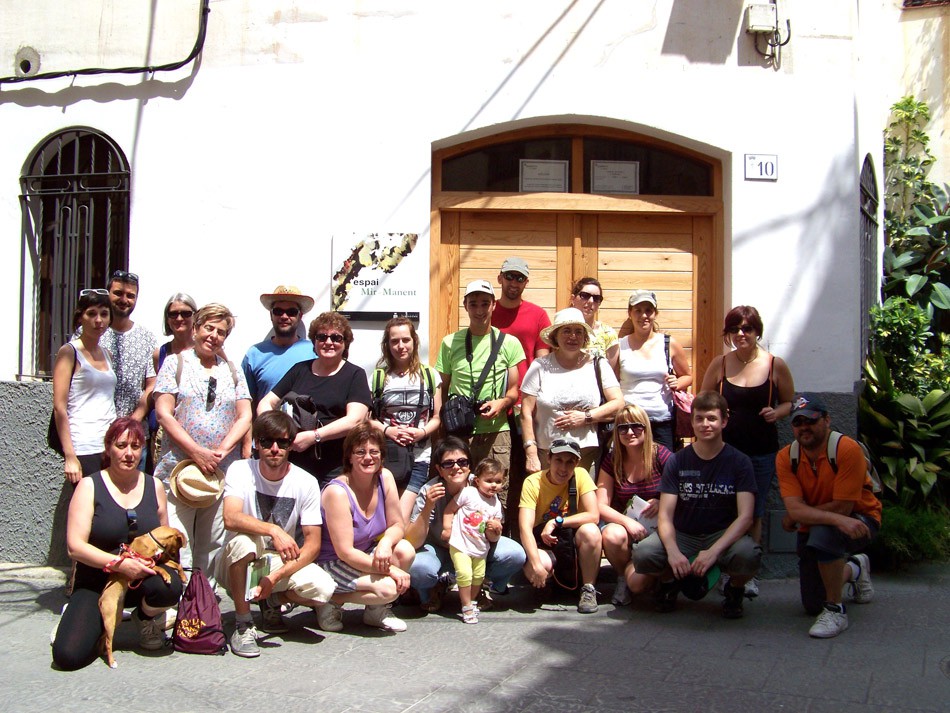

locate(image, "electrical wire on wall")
[[0, 0, 210, 86]]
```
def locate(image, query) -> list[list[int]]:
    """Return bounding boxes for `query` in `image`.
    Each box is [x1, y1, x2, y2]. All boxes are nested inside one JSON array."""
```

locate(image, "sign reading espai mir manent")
[[330, 233, 420, 312]]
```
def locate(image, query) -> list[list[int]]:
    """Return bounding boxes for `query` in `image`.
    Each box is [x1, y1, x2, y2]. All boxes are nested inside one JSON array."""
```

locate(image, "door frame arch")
[[430, 121, 725, 384]]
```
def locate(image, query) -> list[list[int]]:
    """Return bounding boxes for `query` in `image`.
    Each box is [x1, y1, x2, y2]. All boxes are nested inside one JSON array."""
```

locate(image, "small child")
[[442, 458, 505, 624]]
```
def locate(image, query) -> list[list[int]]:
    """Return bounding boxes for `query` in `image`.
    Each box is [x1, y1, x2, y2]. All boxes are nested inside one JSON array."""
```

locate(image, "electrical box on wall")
[[745, 4, 777, 33]]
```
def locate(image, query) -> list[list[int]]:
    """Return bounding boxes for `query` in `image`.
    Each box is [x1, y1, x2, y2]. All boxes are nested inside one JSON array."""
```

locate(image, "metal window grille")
[[859, 155, 880, 364], [19, 127, 130, 378]]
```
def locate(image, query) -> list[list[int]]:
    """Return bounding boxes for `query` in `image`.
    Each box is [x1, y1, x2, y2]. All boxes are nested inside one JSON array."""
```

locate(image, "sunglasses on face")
[[792, 416, 820, 427], [80, 288, 109, 297], [111, 269, 139, 284], [315, 332, 344, 344], [726, 325, 756, 335], [126, 508, 138, 538], [168, 309, 194, 320], [259, 437, 292, 450], [575, 291, 604, 304], [272, 307, 300, 318], [206, 376, 217, 410], [502, 272, 527, 283], [439, 458, 470, 470], [617, 423, 647, 435]]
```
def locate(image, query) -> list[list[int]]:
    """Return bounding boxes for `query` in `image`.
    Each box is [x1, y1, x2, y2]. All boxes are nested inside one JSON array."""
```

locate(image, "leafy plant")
[[873, 502, 950, 567], [859, 351, 950, 508], [884, 96, 936, 241], [868, 296, 944, 394]]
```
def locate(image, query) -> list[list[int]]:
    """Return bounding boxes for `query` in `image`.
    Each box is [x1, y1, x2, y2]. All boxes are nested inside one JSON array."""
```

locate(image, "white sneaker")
[[161, 607, 178, 631], [363, 604, 407, 632], [611, 578, 631, 606], [809, 604, 849, 638], [848, 554, 874, 604], [744, 577, 760, 599], [316, 602, 344, 632], [132, 610, 166, 650]]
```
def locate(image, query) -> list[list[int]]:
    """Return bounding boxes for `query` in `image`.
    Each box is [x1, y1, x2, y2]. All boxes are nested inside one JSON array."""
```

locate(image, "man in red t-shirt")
[[490, 257, 551, 545], [777, 393, 881, 639]]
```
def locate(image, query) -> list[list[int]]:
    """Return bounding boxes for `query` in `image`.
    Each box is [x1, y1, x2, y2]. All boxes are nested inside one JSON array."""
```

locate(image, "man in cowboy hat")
[[241, 285, 316, 409]]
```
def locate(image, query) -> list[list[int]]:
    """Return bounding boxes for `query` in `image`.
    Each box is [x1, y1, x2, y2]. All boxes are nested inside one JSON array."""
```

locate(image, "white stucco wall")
[[0, 0, 907, 392]]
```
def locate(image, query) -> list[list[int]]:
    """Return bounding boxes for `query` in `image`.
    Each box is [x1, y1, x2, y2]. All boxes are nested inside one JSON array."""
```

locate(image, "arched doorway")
[[19, 127, 131, 377], [429, 123, 724, 383]]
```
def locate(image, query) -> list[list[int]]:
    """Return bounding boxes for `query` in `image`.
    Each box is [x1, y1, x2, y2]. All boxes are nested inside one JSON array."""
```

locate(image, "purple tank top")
[[317, 475, 388, 563]]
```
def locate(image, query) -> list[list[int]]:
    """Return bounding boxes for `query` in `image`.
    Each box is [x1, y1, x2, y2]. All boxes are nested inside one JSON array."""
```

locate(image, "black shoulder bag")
[[441, 328, 504, 439], [532, 476, 580, 591]]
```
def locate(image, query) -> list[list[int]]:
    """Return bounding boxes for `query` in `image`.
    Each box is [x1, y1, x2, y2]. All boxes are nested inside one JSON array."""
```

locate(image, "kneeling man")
[[632, 391, 761, 618], [519, 438, 602, 613], [777, 393, 880, 638], [220, 411, 335, 657]]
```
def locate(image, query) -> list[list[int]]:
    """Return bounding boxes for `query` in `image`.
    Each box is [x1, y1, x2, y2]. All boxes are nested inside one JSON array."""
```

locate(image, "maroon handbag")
[[172, 569, 227, 655]]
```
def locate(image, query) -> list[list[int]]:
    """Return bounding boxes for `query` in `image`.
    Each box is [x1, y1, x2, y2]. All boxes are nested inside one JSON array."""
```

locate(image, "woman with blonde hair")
[[596, 404, 672, 605]]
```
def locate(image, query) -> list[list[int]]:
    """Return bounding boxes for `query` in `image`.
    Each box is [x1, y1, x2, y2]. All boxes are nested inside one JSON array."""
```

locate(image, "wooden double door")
[[431, 210, 719, 382]]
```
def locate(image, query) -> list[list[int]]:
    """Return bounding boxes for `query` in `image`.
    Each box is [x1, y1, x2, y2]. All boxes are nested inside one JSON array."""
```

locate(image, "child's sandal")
[[461, 604, 478, 624]]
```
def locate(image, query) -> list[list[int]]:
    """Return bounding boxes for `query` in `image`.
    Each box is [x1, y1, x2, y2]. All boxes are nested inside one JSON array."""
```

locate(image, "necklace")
[[737, 346, 759, 365]]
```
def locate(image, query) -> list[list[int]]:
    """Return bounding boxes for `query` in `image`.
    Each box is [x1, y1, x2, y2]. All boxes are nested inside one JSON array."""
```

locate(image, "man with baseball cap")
[[436, 279, 525, 521], [776, 393, 881, 638], [241, 285, 316, 409], [518, 437, 602, 613]]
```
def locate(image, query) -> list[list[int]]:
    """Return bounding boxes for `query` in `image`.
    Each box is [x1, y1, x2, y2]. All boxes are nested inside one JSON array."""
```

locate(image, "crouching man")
[[777, 393, 880, 638], [519, 438, 603, 613], [219, 411, 336, 657], [631, 391, 761, 618]]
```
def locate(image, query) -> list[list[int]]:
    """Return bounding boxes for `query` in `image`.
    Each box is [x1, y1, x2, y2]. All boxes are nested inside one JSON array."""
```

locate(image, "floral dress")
[[153, 349, 251, 482], [586, 322, 619, 359]]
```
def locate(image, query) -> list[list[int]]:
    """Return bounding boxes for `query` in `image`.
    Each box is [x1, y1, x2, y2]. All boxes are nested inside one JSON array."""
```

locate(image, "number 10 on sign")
[[744, 154, 778, 181]]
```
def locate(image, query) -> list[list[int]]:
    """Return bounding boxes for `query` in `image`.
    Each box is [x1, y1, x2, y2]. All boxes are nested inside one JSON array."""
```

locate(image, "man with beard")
[[241, 286, 317, 409], [219, 411, 335, 657]]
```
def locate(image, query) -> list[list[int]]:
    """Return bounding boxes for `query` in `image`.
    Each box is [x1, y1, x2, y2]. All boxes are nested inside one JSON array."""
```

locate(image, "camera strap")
[[464, 327, 504, 403]]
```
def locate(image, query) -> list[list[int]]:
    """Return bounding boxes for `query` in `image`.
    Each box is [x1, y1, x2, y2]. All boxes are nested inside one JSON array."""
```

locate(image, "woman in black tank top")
[[700, 306, 794, 593], [52, 417, 183, 671]]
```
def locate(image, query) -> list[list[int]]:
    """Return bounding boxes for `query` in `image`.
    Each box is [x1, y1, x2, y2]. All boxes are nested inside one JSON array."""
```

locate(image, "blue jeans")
[[748, 453, 777, 518], [405, 460, 431, 495], [410, 537, 526, 603]]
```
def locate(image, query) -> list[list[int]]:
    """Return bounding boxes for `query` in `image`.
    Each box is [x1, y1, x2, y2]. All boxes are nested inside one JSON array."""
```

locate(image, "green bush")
[[873, 502, 950, 567]]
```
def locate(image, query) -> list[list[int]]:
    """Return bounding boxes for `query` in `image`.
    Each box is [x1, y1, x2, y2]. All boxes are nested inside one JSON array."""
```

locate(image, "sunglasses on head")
[[575, 291, 603, 304], [80, 288, 109, 297], [111, 269, 139, 284], [206, 376, 217, 410], [726, 324, 756, 335], [792, 416, 820, 427], [272, 307, 300, 318], [439, 458, 470, 470], [259, 437, 293, 450], [617, 422, 647, 435], [315, 332, 344, 344], [502, 272, 527, 283], [168, 309, 194, 320]]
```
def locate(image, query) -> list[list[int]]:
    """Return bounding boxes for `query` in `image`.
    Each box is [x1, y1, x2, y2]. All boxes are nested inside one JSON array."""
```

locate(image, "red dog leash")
[[103, 542, 160, 589]]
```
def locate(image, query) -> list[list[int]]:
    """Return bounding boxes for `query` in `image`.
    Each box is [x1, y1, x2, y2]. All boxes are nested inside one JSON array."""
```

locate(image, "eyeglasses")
[[439, 458, 470, 470], [726, 325, 757, 335], [353, 449, 382, 458], [168, 309, 194, 320], [574, 291, 604, 304], [111, 270, 139, 284], [502, 272, 527, 283], [792, 416, 820, 427], [315, 332, 345, 344], [259, 437, 293, 450], [80, 288, 109, 297], [206, 376, 217, 410], [617, 423, 647, 435], [272, 307, 300, 318], [126, 508, 138, 538]]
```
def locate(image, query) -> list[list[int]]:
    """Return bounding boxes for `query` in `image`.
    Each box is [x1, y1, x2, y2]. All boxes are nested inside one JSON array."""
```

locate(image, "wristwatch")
[[554, 516, 564, 528], [313, 429, 322, 444], [523, 439, 538, 449], [585, 410, 593, 423]]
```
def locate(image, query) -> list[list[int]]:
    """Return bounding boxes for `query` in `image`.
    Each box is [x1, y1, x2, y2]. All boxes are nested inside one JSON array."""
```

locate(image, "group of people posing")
[[50, 261, 881, 669]]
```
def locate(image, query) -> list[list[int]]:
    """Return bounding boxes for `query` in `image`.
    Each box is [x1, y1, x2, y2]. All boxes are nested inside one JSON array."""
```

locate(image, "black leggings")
[[52, 565, 183, 671]]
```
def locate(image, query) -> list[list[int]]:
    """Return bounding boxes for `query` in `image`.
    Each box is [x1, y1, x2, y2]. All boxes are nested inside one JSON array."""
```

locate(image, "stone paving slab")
[[0, 563, 946, 713]]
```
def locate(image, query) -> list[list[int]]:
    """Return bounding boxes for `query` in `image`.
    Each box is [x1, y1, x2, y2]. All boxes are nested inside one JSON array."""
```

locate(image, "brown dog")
[[98, 525, 187, 668]]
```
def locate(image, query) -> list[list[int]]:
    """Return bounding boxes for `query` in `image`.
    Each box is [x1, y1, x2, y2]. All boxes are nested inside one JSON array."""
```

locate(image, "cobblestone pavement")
[[0, 562, 947, 713]]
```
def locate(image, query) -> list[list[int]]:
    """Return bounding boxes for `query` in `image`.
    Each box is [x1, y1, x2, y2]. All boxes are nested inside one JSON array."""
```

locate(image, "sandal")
[[461, 604, 478, 625]]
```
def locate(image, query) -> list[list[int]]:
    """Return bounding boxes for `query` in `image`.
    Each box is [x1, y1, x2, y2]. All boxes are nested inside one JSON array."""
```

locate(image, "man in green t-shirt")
[[436, 279, 525, 524]]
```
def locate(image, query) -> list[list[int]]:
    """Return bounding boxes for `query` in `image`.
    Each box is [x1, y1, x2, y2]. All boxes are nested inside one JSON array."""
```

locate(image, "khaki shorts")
[[219, 534, 335, 604]]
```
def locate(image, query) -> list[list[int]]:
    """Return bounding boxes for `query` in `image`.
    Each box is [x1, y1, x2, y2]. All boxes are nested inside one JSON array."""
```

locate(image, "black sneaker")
[[654, 580, 679, 613], [722, 584, 745, 619]]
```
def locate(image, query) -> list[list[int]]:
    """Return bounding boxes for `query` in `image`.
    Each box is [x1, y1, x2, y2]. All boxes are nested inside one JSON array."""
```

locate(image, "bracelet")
[[383, 425, 390, 437], [523, 439, 538, 449]]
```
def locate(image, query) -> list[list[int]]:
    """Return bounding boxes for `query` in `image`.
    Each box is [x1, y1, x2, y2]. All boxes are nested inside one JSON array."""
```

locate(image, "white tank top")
[[67, 342, 118, 455], [617, 334, 672, 422]]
